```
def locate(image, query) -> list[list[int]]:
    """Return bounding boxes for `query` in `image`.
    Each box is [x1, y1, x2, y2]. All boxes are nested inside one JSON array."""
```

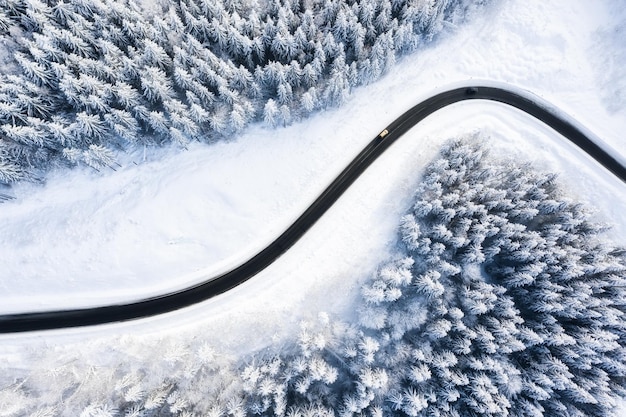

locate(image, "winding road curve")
[[1, 85, 625, 334]]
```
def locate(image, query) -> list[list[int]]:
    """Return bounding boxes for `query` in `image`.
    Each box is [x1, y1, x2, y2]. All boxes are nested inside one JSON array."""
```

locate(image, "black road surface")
[[2, 85, 625, 334]]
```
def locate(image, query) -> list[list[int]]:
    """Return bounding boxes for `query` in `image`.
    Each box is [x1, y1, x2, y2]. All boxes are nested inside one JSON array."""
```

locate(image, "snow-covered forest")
[[3, 138, 626, 416], [2, 0, 626, 416], [0, 0, 478, 183]]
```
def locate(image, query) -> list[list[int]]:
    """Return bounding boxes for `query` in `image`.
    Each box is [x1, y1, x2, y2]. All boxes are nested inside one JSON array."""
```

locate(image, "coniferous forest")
[[1, 0, 625, 416], [5, 138, 626, 416], [0, 0, 477, 183]]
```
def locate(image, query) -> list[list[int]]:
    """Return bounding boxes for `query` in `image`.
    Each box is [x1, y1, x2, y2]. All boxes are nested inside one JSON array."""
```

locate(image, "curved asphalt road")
[[1, 85, 625, 334]]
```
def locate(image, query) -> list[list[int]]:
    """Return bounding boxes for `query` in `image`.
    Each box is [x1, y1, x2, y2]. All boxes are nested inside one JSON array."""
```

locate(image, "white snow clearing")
[[0, 0, 624, 317], [0, 0, 624, 384]]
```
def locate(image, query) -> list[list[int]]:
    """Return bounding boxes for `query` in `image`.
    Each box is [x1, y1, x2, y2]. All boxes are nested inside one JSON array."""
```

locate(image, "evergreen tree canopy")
[[237, 138, 626, 417], [3, 136, 626, 416], [0, 0, 478, 183], [358, 138, 626, 417]]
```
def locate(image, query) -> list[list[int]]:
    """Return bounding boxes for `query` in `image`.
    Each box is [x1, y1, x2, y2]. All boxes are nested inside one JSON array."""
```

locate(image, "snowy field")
[[1, 0, 626, 410], [0, 0, 624, 316]]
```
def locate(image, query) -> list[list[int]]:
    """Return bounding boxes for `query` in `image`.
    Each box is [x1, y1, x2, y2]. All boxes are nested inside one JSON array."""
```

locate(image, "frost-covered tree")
[[263, 98, 279, 127], [241, 315, 388, 417], [0, 0, 479, 184], [365, 137, 626, 417], [3, 136, 626, 416]]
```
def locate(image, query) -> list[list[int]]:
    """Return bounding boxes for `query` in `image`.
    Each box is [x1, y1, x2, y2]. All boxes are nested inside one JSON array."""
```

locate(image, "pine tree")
[[0, 0, 480, 184], [263, 98, 278, 127], [300, 87, 317, 114], [5, 134, 626, 417], [374, 138, 626, 417], [0, 159, 25, 183]]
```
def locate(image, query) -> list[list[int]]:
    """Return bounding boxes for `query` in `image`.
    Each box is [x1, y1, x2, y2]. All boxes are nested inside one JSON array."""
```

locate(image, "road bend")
[[1, 85, 624, 333]]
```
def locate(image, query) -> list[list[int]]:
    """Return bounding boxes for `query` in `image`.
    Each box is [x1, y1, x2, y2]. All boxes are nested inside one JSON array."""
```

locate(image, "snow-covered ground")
[[0, 0, 625, 377]]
